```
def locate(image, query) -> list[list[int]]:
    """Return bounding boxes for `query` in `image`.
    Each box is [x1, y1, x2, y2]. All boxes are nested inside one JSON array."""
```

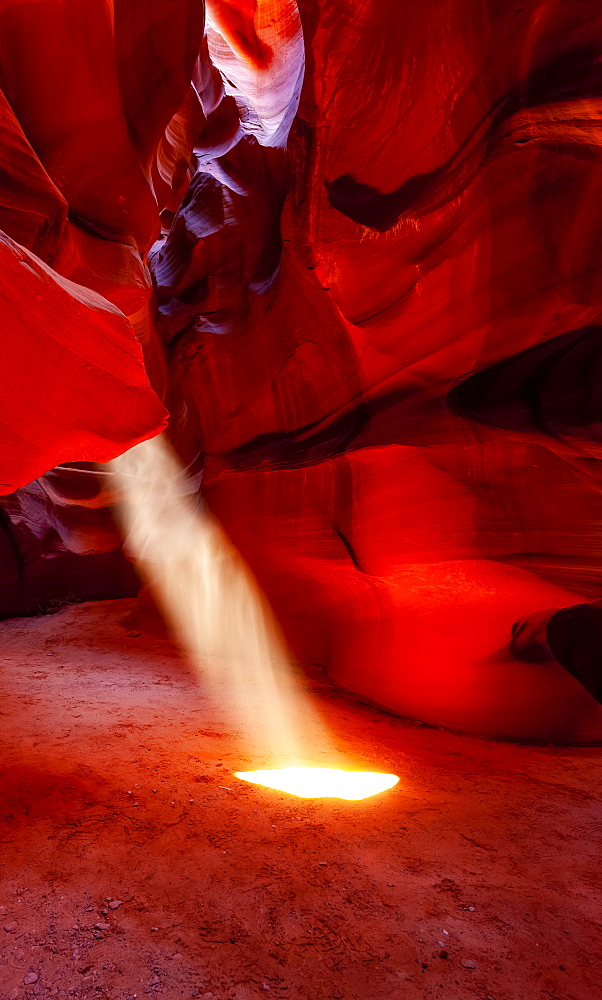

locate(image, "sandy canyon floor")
[[0, 599, 601, 1000]]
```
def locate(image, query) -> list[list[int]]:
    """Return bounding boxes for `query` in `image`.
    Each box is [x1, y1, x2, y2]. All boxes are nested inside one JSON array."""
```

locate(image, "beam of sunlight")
[[234, 768, 400, 800], [108, 435, 337, 766]]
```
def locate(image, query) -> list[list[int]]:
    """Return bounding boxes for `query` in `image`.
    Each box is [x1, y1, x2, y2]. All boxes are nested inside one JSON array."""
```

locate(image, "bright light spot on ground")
[[234, 767, 399, 800]]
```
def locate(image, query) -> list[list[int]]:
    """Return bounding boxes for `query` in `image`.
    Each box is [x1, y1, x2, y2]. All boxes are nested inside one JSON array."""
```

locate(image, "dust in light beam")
[[109, 436, 400, 798], [235, 768, 399, 800], [108, 435, 336, 764]]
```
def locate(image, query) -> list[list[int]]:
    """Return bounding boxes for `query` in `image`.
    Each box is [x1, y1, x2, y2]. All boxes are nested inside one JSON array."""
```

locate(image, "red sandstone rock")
[[0, 233, 167, 495], [1, 0, 602, 739]]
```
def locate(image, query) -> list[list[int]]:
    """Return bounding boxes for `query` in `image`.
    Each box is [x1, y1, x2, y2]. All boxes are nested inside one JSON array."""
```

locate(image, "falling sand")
[[109, 435, 341, 774]]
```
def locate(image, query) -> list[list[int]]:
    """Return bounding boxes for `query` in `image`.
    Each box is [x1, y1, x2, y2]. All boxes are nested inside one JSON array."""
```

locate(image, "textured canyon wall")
[[1, 0, 602, 739], [0, 0, 201, 611]]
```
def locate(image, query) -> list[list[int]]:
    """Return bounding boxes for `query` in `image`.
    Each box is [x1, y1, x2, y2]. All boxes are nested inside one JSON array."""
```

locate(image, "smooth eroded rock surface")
[[1, 0, 602, 739]]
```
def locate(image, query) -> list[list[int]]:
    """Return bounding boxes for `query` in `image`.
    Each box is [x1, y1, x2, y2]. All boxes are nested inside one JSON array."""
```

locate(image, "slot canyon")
[[0, 2, 601, 999]]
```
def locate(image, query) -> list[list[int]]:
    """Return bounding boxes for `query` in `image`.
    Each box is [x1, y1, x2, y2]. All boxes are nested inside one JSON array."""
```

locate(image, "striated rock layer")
[[0, 0, 203, 608], [1, 0, 602, 740]]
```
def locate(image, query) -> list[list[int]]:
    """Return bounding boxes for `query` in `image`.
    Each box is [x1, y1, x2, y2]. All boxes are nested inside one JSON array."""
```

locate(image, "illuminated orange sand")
[[234, 768, 399, 800]]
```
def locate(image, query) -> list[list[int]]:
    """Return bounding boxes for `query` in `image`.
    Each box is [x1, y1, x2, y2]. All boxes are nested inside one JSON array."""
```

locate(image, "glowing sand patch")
[[234, 767, 399, 800]]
